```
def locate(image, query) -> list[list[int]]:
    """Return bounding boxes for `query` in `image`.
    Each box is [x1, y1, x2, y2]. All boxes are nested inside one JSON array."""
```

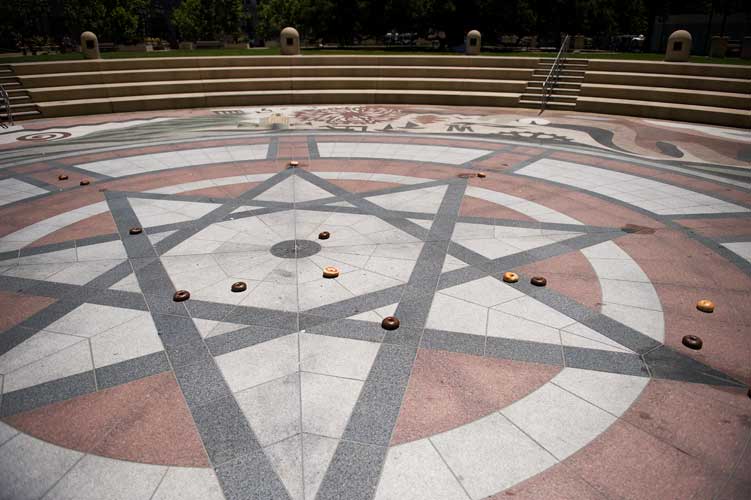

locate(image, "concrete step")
[[9, 103, 38, 113], [537, 64, 587, 74], [524, 87, 580, 96], [585, 59, 749, 79], [540, 57, 588, 64], [576, 96, 750, 128], [580, 83, 751, 110], [526, 80, 581, 90], [584, 71, 750, 94], [18, 66, 535, 88], [533, 69, 585, 77], [539, 62, 589, 70], [34, 89, 525, 118], [529, 75, 584, 83], [9, 95, 31, 103], [520, 94, 578, 103], [0, 110, 41, 121], [26, 77, 530, 102], [519, 99, 576, 110]]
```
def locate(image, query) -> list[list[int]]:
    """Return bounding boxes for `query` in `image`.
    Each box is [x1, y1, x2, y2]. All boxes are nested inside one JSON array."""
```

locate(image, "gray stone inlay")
[[101, 181, 292, 494], [2, 135, 749, 500], [315, 177, 466, 499], [0, 371, 96, 417]]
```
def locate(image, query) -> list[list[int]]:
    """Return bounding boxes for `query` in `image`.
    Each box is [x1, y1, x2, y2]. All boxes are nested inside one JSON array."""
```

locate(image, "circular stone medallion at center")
[[270, 239, 322, 259]]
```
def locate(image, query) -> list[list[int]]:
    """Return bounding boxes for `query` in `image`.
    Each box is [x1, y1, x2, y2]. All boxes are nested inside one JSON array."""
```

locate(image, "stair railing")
[[0, 84, 12, 127], [539, 34, 570, 114]]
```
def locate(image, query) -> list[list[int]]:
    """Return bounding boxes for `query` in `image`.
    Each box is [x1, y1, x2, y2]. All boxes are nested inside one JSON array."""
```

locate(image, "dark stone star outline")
[[0, 153, 745, 500]]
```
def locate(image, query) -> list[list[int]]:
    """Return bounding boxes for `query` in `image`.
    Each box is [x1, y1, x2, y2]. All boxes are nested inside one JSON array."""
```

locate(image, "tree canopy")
[[0, 0, 747, 50]]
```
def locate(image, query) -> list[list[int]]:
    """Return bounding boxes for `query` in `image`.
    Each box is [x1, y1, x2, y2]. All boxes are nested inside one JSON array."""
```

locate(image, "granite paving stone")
[[0, 106, 748, 500]]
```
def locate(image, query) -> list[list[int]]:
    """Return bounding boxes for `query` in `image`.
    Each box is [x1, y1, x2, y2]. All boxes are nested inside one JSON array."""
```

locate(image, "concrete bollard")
[[80, 31, 101, 59], [280, 27, 300, 55], [665, 30, 691, 62], [466, 30, 481, 55]]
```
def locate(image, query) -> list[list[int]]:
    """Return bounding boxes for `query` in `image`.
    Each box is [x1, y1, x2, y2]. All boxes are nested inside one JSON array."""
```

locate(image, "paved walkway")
[[0, 105, 749, 500]]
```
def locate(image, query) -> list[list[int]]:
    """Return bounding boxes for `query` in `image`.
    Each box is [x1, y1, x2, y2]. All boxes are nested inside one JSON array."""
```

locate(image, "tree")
[[256, 0, 307, 40], [172, 0, 204, 41], [107, 2, 145, 43]]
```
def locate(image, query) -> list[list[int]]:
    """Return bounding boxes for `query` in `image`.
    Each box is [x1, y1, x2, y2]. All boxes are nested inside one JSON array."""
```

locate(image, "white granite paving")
[[517, 158, 749, 215]]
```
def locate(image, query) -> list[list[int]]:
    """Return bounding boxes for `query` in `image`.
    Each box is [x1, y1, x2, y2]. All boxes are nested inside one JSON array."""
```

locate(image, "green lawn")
[[1, 47, 748, 65]]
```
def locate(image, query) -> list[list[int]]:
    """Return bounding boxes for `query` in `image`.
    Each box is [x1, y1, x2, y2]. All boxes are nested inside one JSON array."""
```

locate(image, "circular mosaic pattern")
[[16, 131, 72, 141], [0, 105, 749, 500], [269, 239, 322, 259]]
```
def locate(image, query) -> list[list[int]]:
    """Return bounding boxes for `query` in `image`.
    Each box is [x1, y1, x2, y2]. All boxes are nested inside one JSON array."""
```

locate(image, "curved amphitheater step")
[[519, 58, 588, 111], [4, 55, 749, 127], [577, 59, 751, 128], [11, 56, 537, 118], [0, 64, 40, 122]]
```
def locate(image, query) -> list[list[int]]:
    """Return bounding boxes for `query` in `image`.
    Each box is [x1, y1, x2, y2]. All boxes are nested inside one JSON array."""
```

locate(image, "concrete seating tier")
[[7, 56, 534, 118], [18, 67, 533, 88], [3, 55, 749, 127], [9, 55, 540, 75], [27, 78, 528, 103], [577, 59, 750, 128]]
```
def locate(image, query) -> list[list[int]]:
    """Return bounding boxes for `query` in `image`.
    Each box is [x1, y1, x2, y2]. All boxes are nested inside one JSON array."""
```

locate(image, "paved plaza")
[[0, 105, 749, 499]]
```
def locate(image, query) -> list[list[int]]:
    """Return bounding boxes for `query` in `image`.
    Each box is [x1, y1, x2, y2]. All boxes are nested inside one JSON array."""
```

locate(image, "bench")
[[196, 41, 223, 49]]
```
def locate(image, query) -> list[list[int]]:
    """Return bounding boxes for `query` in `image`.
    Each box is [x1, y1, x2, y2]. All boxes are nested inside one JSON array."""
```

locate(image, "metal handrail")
[[539, 34, 570, 114], [0, 84, 12, 127]]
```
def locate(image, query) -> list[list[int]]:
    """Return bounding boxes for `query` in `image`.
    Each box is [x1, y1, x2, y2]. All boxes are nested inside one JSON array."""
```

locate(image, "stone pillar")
[[280, 27, 300, 55], [466, 30, 481, 55], [665, 30, 691, 62], [80, 31, 100, 59], [709, 36, 728, 58], [573, 34, 585, 50], [742, 37, 751, 59]]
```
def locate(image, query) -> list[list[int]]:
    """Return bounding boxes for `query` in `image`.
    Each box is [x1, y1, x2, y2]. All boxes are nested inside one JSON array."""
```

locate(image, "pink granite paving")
[[0, 292, 57, 333], [4, 372, 209, 467], [677, 218, 751, 239], [543, 191, 664, 229], [565, 420, 728, 500], [517, 252, 602, 310], [0, 108, 749, 499], [715, 438, 751, 499], [656, 284, 751, 384], [307, 158, 461, 181], [28, 168, 81, 189], [9, 162, 56, 175], [29, 212, 118, 247], [179, 182, 260, 198], [459, 196, 536, 221], [328, 179, 402, 193], [487, 463, 605, 500], [0, 189, 105, 237], [621, 379, 750, 475], [277, 143, 311, 158], [617, 231, 750, 290], [391, 349, 561, 445], [319, 134, 505, 151], [473, 152, 535, 171]]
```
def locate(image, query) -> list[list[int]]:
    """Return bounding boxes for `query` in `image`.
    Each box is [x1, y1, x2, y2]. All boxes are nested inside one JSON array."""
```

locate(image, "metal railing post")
[[0, 84, 13, 127], [540, 35, 570, 114]]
